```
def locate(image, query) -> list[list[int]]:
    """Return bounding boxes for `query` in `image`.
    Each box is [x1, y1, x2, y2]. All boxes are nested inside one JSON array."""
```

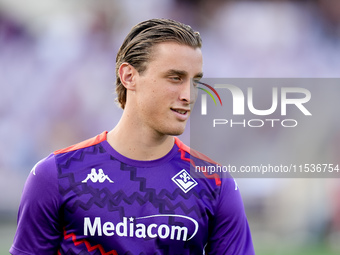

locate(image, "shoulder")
[[52, 131, 109, 167], [54, 131, 108, 155], [174, 138, 243, 210], [20, 153, 60, 210], [29, 153, 58, 183], [25, 132, 108, 185], [174, 137, 228, 186]]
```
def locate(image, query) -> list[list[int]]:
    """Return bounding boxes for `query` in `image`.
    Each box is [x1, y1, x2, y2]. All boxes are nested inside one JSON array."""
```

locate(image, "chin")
[[169, 130, 184, 136], [166, 127, 186, 136], [158, 123, 187, 136]]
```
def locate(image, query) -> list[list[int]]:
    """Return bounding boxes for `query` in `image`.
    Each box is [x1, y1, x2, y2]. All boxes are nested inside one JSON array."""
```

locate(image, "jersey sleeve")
[[205, 177, 255, 255], [10, 154, 63, 255]]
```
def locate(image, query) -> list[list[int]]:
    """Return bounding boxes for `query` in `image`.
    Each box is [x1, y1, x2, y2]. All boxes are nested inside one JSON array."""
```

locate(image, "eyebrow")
[[164, 69, 204, 79]]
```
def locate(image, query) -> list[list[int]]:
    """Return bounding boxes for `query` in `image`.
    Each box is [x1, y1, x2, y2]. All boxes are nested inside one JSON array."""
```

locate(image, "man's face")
[[133, 42, 203, 136]]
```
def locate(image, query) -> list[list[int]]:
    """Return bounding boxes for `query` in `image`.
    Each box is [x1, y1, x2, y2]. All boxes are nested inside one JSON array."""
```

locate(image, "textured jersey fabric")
[[10, 131, 254, 255]]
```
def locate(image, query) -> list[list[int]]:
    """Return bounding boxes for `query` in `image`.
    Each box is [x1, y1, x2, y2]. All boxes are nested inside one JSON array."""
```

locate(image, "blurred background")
[[1, 0, 340, 254]]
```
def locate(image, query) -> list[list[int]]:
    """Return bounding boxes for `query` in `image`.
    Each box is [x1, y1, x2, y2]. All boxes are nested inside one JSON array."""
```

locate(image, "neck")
[[107, 111, 175, 161]]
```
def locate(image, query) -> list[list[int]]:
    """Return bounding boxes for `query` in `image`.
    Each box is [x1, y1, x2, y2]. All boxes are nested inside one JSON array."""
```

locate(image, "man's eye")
[[170, 76, 181, 82], [192, 79, 201, 87]]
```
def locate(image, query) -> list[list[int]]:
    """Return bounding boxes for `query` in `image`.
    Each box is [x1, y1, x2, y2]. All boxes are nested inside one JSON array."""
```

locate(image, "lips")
[[172, 109, 187, 114], [171, 108, 191, 121], [171, 108, 189, 115]]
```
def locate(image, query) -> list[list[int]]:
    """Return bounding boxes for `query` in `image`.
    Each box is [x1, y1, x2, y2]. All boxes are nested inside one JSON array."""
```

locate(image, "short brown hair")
[[115, 18, 202, 109]]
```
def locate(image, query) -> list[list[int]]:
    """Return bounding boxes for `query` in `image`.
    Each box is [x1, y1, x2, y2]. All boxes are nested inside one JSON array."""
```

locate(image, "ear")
[[119, 62, 137, 91]]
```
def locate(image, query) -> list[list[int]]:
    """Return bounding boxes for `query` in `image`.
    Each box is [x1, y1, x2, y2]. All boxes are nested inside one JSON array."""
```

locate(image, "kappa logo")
[[82, 168, 114, 183], [172, 169, 198, 193]]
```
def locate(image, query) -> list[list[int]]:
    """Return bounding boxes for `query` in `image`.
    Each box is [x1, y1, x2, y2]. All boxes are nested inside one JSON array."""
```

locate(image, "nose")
[[179, 79, 197, 104]]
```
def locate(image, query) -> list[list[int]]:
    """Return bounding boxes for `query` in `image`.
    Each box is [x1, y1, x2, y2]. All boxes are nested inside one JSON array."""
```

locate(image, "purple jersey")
[[10, 131, 254, 255]]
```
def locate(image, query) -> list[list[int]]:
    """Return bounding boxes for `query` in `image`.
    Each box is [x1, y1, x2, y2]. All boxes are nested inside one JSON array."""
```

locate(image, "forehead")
[[147, 42, 203, 74]]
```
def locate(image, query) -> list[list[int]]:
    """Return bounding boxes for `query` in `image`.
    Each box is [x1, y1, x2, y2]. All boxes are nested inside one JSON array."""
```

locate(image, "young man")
[[10, 19, 255, 254]]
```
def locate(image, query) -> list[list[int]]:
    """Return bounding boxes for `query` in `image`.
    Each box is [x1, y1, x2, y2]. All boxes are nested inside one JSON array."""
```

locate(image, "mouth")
[[171, 108, 189, 115], [171, 109, 188, 115]]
